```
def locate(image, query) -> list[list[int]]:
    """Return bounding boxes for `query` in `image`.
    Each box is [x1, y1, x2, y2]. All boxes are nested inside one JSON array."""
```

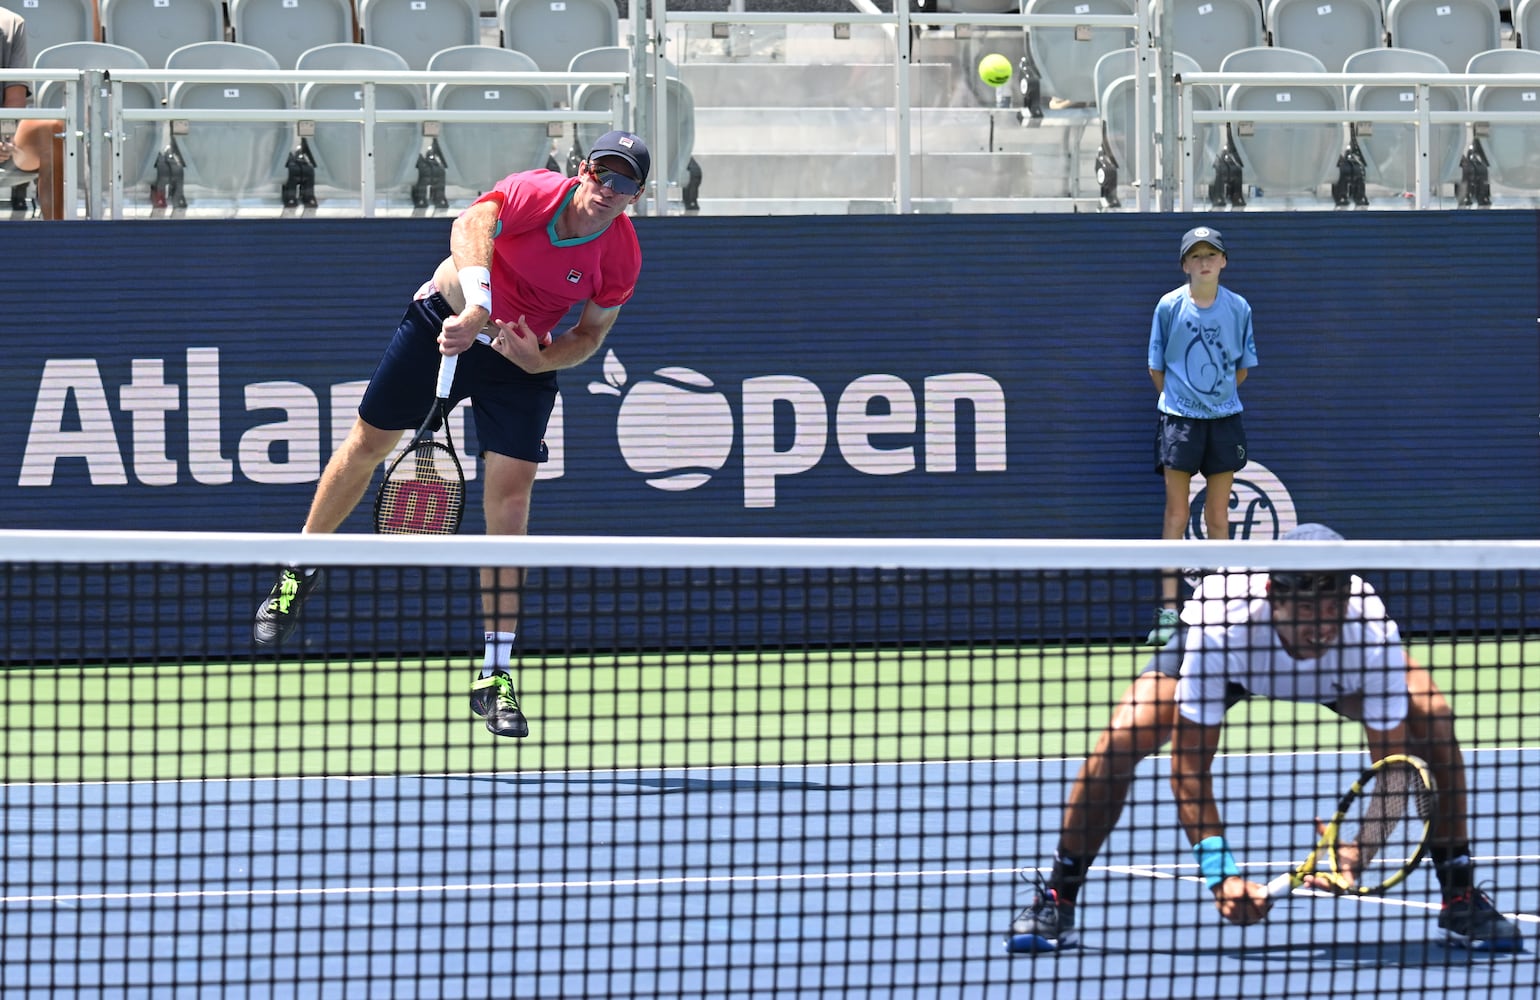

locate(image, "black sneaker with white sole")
[[1003, 873, 1077, 954], [1439, 886, 1524, 952], [470, 670, 529, 738], [252, 568, 322, 646]]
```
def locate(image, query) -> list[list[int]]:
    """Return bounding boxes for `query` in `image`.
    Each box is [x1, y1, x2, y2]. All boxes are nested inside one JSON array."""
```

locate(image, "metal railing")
[[1177, 70, 1540, 210], [2, 70, 83, 218]]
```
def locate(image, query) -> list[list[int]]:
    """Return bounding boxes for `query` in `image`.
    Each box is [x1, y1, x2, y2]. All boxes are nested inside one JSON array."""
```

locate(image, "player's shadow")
[[461, 774, 849, 793], [1232, 939, 1526, 965]]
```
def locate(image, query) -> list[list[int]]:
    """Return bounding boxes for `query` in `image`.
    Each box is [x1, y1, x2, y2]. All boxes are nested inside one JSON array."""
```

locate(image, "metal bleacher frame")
[[14, 2, 1540, 217], [1177, 69, 1540, 209]]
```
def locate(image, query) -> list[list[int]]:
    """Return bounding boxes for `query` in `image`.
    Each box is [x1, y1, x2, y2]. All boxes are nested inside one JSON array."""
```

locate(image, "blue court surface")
[[1, 749, 1535, 998]]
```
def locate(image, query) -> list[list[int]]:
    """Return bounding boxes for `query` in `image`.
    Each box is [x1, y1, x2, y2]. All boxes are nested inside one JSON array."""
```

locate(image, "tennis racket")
[[372, 353, 466, 535], [1265, 753, 1437, 899]]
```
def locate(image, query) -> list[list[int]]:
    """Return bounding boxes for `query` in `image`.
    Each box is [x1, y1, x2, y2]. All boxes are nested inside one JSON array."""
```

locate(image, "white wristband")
[[458, 265, 492, 313]]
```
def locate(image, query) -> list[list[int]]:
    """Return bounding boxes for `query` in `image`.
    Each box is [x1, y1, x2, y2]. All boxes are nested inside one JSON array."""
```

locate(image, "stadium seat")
[[1266, 0, 1384, 72], [425, 45, 553, 192], [0, 0, 96, 61], [1342, 46, 1464, 193], [1384, 0, 1500, 79], [296, 43, 423, 193], [1156, 0, 1265, 72], [1021, 0, 1136, 107], [1516, 0, 1540, 49], [498, 0, 619, 76], [567, 45, 697, 192], [1467, 47, 1540, 191], [357, 0, 480, 70], [230, 0, 355, 71], [1220, 46, 1343, 197], [99, 0, 225, 78], [32, 41, 160, 190], [164, 41, 292, 198], [1094, 49, 1218, 200]]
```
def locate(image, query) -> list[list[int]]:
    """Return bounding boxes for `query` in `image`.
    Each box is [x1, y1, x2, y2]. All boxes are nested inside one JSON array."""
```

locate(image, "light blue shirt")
[[1148, 285, 1258, 419]]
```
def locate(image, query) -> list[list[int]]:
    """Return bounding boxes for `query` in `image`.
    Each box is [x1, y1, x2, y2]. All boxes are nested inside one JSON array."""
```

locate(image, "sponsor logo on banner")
[[1185, 461, 1297, 539]]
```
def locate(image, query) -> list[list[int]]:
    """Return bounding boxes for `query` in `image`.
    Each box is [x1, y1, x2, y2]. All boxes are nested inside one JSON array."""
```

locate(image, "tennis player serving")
[[252, 131, 650, 740], [1006, 523, 1522, 954]]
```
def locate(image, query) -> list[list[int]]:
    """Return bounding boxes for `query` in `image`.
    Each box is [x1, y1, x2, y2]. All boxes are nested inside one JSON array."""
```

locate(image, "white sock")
[[481, 631, 516, 678]]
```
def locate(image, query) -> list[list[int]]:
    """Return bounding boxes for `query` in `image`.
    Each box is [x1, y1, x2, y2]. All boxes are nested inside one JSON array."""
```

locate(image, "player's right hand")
[[438, 307, 490, 355], [1302, 819, 1360, 893], [1212, 876, 1271, 925]]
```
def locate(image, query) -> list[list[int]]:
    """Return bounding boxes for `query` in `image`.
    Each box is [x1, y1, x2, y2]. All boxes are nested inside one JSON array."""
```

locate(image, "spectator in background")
[[2, 9, 66, 219]]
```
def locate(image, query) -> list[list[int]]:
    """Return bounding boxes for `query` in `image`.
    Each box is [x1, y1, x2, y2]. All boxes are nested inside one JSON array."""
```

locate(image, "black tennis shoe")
[[1004, 873, 1077, 953], [470, 670, 529, 738], [1439, 886, 1524, 951], [252, 568, 322, 646]]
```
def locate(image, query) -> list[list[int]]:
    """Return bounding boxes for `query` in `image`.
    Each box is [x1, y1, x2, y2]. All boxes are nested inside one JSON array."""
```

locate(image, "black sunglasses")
[[588, 163, 642, 196]]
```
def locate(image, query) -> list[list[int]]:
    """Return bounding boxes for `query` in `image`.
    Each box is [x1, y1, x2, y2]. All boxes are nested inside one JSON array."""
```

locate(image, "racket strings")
[[376, 443, 465, 536]]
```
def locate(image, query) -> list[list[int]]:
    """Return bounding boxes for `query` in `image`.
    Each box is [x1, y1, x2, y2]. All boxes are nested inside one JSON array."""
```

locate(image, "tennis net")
[[2, 530, 1538, 998]]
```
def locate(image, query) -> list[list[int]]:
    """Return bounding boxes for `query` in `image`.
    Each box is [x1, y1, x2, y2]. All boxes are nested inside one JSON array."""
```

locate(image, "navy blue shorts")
[[358, 293, 557, 463], [1154, 411, 1247, 476]]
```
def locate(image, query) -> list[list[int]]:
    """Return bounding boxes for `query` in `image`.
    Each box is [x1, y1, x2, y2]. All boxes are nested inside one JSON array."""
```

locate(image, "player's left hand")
[[1212, 876, 1271, 925], [488, 314, 552, 371]]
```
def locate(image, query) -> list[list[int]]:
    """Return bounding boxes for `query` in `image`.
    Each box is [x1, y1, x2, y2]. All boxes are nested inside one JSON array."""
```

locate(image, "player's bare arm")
[[432, 201, 500, 354], [1172, 717, 1270, 924], [489, 301, 620, 374]]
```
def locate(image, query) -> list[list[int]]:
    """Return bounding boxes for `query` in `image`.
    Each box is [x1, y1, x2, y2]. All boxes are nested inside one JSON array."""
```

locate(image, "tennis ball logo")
[[588, 349, 733, 491], [978, 53, 1012, 88]]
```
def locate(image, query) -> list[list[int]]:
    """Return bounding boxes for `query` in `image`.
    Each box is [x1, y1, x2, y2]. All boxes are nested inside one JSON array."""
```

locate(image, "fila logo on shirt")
[[566, 269, 583, 283]]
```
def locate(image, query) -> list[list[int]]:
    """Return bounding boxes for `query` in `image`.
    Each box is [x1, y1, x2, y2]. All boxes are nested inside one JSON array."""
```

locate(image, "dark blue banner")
[[3, 213, 1537, 657]]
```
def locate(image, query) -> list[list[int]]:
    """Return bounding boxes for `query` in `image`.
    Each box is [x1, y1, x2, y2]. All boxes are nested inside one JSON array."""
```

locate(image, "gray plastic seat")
[[0, 0, 95, 60], [1342, 47, 1464, 192], [165, 42, 293, 197], [427, 45, 553, 191], [357, 0, 480, 70], [1519, 0, 1540, 50], [1023, 0, 1136, 107], [100, 0, 225, 78], [1384, 0, 1500, 79], [1266, 0, 1384, 72], [499, 0, 619, 75], [297, 43, 423, 192], [33, 41, 160, 188], [1095, 49, 1217, 197], [1221, 46, 1343, 196], [1468, 47, 1540, 190], [1156, 0, 1266, 71], [230, 0, 356, 70], [568, 46, 695, 187]]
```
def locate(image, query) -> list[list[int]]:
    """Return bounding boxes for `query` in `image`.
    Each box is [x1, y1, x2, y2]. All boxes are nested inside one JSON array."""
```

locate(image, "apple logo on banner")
[[587, 349, 733, 490], [1186, 460, 1298, 540]]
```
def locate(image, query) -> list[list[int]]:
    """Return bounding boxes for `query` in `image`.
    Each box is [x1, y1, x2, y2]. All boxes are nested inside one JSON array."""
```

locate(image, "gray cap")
[[1271, 523, 1350, 594], [1180, 225, 1226, 259]]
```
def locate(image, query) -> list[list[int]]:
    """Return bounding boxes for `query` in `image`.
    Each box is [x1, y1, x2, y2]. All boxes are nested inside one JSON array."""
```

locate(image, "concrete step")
[[690, 150, 1078, 199], [692, 105, 1097, 155], [678, 61, 973, 108]]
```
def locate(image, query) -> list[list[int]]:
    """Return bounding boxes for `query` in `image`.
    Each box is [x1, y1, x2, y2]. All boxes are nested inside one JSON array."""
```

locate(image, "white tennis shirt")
[[1174, 573, 1410, 731]]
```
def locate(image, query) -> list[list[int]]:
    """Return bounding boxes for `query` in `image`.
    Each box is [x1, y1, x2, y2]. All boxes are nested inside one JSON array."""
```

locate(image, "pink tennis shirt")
[[471, 169, 642, 339]]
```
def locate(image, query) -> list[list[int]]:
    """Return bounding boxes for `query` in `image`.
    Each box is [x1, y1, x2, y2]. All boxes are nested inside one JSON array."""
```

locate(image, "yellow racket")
[[1266, 753, 1437, 899]]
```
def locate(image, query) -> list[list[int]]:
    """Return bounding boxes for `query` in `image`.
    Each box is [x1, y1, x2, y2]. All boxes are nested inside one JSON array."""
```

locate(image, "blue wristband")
[[1193, 835, 1242, 891]]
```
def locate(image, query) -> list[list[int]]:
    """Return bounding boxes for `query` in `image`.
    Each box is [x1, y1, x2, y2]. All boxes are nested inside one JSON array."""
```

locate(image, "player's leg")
[[469, 451, 537, 738], [251, 418, 404, 645], [464, 365, 555, 739], [1401, 663, 1522, 950], [252, 297, 440, 646], [1198, 469, 1234, 543], [1006, 656, 1181, 953], [10, 120, 64, 220]]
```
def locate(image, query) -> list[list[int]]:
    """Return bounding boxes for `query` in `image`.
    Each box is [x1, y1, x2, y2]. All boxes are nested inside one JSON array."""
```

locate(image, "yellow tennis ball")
[[978, 53, 1012, 88]]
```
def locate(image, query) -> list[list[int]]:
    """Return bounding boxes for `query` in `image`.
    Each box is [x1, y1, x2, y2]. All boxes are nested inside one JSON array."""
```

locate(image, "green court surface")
[[5, 638, 1537, 783]]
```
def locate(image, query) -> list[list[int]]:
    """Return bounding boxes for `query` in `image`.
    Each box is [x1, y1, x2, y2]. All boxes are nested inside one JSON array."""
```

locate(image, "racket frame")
[[1264, 752, 1436, 899], [372, 354, 467, 535]]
